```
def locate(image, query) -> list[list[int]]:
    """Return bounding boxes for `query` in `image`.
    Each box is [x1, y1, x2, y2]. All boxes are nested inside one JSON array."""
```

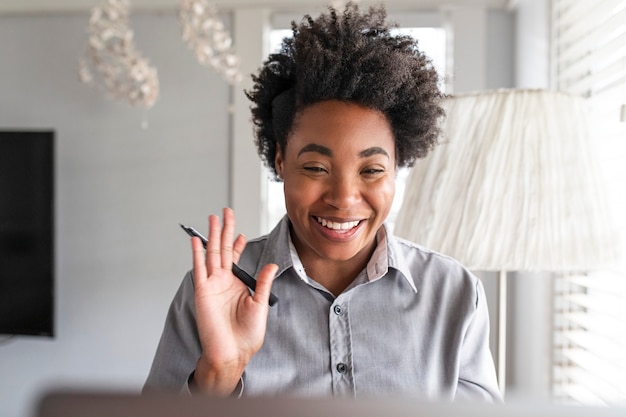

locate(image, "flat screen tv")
[[0, 131, 54, 337]]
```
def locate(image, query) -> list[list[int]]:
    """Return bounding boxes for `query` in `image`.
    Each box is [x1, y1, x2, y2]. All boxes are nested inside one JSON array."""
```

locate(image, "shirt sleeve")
[[455, 279, 503, 402], [185, 371, 245, 398], [143, 271, 202, 392]]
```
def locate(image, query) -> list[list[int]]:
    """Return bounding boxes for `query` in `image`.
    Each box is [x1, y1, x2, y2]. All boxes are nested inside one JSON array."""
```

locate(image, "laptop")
[[36, 390, 626, 417]]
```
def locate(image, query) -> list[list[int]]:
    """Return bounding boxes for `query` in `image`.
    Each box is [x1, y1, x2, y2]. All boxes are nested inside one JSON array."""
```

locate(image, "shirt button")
[[336, 363, 348, 374], [333, 305, 342, 315]]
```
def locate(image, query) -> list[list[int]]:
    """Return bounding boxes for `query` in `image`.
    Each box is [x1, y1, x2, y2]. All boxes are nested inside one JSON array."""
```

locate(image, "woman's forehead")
[[287, 100, 395, 154]]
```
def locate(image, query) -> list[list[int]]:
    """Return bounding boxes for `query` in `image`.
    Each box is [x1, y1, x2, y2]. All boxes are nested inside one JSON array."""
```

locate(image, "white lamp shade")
[[394, 89, 619, 271]]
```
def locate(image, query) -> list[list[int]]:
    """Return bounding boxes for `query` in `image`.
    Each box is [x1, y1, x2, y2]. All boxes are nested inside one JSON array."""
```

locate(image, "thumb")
[[253, 263, 279, 306]]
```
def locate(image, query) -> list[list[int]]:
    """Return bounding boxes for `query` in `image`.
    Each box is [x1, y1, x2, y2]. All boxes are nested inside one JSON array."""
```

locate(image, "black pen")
[[179, 223, 278, 306]]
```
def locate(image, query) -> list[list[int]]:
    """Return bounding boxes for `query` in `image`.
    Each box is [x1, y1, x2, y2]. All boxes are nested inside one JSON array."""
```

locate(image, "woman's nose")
[[323, 175, 361, 210]]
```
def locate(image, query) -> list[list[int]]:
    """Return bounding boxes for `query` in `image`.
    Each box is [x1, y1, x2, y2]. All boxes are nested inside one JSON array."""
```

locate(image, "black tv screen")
[[0, 131, 54, 337]]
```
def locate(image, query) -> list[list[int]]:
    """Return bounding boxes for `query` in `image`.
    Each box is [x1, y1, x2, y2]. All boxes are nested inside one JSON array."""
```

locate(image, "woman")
[[144, 2, 500, 401]]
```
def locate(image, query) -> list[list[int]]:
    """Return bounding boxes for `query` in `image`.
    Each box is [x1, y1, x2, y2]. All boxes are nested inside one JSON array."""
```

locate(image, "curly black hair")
[[245, 1, 444, 179]]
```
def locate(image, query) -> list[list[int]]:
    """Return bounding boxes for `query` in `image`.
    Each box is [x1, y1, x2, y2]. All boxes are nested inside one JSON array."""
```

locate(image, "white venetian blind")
[[552, 0, 626, 406]]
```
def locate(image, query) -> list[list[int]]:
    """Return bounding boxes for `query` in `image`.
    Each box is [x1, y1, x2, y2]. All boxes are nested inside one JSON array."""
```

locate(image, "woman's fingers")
[[220, 207, 235, 269], [252, 263, 278, 305], [232, 234, 247, 265], [198, 209, 253, 297], [191, 236, 207, 287], [206, 214, 222, 274]]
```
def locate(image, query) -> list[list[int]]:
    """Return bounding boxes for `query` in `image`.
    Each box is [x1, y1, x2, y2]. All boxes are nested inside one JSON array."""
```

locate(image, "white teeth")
[[316, 217, 360, 230]]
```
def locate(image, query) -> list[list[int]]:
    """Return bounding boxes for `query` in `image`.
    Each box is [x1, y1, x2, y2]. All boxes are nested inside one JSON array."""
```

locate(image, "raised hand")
[[191, 207, 278, 395]]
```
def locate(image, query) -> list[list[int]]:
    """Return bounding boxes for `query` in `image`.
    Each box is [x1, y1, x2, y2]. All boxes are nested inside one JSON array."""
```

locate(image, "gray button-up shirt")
[[144, 216, 501, 402]]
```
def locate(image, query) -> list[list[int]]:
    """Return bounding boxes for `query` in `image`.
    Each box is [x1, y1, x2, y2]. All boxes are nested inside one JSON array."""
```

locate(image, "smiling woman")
[[144, 2, 501, 402]]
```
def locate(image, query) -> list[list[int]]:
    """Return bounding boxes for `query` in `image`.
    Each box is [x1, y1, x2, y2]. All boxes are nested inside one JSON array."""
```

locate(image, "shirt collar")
[[376, 223, 417, 292], [384, 223, 418, 293], [256, 216, 417, 293], [255, 215, 294, 278]]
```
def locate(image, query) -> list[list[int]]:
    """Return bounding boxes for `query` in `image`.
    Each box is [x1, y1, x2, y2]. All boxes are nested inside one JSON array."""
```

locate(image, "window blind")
[[552, 0, 626, 406]]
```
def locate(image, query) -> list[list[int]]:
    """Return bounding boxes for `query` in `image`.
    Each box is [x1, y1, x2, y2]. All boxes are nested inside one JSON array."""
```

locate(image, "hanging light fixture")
[[79, 0, 242, 110], [178, 0, 242, 84], [78, 0, 159, 108]]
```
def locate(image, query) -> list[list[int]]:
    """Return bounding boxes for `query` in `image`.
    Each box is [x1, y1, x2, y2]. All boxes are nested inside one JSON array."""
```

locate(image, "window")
[[263, 24, 447, 233], [552, 0, 626, 405]]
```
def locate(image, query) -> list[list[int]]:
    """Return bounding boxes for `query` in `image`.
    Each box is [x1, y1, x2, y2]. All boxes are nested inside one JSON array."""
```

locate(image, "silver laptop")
[[36, 390, 626, 417]]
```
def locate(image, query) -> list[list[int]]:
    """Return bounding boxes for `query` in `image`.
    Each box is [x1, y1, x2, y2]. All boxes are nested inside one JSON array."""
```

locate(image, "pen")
[[179, 223, 278, 306]]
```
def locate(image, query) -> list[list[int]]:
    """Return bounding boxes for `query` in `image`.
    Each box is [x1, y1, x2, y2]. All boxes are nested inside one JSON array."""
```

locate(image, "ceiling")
[[0, 0, 512, 14]]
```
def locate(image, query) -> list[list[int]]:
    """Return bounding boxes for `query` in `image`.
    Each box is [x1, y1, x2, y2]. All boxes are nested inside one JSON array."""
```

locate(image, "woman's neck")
[[292, 233, 378, 297]]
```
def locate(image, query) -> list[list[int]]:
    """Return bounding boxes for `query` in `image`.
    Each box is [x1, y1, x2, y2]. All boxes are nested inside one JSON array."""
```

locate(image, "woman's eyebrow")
[[359, 147, 390, 158], [296, 144, 390, 159], [297, 143, 333, 157]]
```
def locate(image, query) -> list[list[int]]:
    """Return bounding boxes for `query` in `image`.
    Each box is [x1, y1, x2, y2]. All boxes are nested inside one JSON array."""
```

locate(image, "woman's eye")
[[303, 166, 327, 173], [362, 168, 385, 175]]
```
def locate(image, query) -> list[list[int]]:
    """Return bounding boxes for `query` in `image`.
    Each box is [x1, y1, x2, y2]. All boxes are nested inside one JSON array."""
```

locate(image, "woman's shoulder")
[[389, 234, 481, 292]]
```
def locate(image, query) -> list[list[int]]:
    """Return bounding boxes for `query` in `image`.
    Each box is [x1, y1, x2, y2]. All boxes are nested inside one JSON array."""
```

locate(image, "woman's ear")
[[275, 144, 285, 179]]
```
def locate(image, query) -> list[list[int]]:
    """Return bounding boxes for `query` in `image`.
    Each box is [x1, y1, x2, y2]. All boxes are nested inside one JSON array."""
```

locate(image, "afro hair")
[[245, 1, 444, 179]]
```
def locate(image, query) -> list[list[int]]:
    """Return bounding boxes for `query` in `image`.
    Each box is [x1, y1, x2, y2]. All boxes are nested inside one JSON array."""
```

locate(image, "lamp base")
[[497, 270, 507, 396]]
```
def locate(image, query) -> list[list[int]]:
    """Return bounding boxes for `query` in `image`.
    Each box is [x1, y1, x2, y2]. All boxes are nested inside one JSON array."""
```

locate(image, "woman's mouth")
[[315, 216, 361, 231]]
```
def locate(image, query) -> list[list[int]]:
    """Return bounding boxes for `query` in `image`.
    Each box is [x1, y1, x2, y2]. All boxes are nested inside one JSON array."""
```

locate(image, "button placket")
[[328, 295, 355, 396]]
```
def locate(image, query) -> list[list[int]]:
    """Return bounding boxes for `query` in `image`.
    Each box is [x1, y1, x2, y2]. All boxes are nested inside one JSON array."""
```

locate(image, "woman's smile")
[[312, 215, 364, 241]]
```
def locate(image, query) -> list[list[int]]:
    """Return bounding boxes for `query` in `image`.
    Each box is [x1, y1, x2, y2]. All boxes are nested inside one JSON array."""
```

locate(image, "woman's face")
[[275, 100, 396, 267]]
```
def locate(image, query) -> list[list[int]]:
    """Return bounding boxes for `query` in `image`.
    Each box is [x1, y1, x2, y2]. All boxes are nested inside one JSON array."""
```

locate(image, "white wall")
[[0, 4, 517, 417], [0, 12, 231, 417]]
